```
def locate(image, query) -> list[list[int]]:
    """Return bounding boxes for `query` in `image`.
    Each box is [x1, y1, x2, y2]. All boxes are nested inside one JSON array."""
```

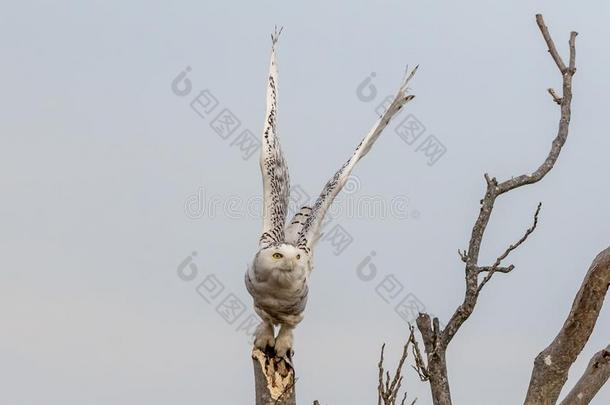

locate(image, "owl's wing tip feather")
[[271, 26, 284, 45]]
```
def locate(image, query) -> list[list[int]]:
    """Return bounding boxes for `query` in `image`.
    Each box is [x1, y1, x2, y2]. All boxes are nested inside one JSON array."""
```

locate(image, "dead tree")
[[251, 14, 610, 405], [252, 348, 296, 405], [408, 14, 610, 405]]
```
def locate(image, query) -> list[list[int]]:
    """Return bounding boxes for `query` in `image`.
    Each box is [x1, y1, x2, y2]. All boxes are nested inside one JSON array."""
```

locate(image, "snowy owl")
[[245, 29, 417, 358]]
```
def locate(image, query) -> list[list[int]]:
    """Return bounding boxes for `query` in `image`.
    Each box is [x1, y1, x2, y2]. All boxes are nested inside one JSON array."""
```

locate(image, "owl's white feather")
[[296, 68, 417, 253], [246, 30, 417, 358], [259, 28, 290, 249], [284, 206, 312, 245]]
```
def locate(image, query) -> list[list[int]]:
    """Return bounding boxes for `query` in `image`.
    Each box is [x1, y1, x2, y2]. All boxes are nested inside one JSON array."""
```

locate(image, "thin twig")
[[477, 203, 542, 293], [377, 331, 419, 405], [536, 14, 567, 72], [568, 31, 578, 72], [378, 344, 386, 405], [476, 265, 515, 274], [408, 325, 429, 381], [547, 88, 562, 105], [458, 249, 468, 263]]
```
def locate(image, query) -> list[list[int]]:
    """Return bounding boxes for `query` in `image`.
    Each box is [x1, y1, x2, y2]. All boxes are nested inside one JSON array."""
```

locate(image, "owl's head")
[[255, 243, 308, 281]]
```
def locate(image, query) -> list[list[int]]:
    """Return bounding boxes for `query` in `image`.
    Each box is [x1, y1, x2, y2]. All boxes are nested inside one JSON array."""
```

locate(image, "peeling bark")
[[252, 348, 296, 405]]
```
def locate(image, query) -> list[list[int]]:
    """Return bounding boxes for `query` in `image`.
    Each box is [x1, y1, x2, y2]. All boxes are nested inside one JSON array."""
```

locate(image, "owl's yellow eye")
[[296, 254, 301, 260], [272, 252, 283, 259]]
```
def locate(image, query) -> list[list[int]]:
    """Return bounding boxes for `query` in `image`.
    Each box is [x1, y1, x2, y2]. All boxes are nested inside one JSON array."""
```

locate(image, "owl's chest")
[[247, 277, 309, 324], [248, 269, 307, 296]]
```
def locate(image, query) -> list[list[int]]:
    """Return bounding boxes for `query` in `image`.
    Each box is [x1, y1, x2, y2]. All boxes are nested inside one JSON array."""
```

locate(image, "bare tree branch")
[[377, 329, 419, 405], [535, 13, 567, 73], [409, 325, 429, 381], [458, 249, 468, 263], [559, 345, 610, 405], [547, 88, 562, 105], [524, 248, 610, 404], [413, 14, 578, 405], [476, 265, 515, 274], [491, 203, 542, 266], [496, 24, 577, 195], [568, 30, 577, 73], [441, 13, 577, 350], [477, 203, 542, 293]]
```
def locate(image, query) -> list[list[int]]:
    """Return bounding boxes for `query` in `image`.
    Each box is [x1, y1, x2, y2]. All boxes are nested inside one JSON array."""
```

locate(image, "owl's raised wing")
[[296, 67, 418, 253], [259, 29, 291, 249]]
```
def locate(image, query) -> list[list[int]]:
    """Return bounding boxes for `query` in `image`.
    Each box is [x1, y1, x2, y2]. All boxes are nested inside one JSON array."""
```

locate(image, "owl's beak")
[[278, 258, 298, 272], [276, 259, 293, 272]]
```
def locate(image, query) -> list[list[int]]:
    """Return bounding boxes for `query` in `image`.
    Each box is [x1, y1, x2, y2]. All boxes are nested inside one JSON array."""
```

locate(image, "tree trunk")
[[252, 348, 296, 405], [428, 349, 452, 405]]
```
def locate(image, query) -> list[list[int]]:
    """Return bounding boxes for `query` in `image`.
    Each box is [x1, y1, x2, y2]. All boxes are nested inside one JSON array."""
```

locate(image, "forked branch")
[[441, 12, 577, 354], [414, 14, 579, 405], [477, 202, 542, 293], [377, 326, 420, 405]]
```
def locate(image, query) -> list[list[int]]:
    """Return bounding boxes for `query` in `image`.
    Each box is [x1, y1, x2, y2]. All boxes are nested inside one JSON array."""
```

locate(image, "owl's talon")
[[274, 342, 293, 358], [274, 326, 294, 358], [254, 322, 275, 350], [254, 335, 275, 351]]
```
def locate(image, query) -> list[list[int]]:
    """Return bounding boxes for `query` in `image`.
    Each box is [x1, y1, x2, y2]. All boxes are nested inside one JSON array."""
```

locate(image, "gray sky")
[[1, 1, 609, 404]]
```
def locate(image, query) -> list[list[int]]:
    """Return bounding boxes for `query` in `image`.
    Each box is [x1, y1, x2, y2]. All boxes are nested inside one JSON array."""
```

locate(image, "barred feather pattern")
[[259, 31, 290, 249], [247, 32, 417, 350], [296, 68, 417, 251]]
